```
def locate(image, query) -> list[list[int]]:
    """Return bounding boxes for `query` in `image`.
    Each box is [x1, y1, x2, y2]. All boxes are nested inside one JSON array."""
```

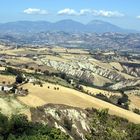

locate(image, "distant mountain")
[[0, 19, 138, 33], [0, 21, 52, 33], [53, 19, 85, 32], [86, 20, 123, 33]]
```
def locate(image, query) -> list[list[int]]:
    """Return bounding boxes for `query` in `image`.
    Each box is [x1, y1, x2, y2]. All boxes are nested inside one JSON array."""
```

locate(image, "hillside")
[[0, 46, 140, 120], [0, 104, 140, 140], [31, 104, 140, 140], [17, 83, 140, 123], [0, 45, 140, 140]]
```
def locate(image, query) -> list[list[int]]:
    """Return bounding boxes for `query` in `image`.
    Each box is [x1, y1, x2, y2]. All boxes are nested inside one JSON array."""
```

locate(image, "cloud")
[[137, 16, 140, 19], [92, 10, 124, 17], [79, 9, 92, 15], [23, 8, 48, 15], [57, 8, 78, 15], [58, 8, 124, 17]]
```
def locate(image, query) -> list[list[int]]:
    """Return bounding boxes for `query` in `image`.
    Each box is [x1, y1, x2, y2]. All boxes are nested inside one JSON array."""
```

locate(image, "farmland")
[[17, 83, 140, 123], [0, 45, 140, 124]]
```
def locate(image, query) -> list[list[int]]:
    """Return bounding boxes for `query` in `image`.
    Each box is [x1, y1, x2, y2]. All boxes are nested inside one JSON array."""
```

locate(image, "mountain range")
[[0, 19, 138, 33]]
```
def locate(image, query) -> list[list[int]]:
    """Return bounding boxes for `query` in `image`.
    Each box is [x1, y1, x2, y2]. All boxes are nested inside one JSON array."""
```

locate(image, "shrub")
[[16, 75, 24, 84], [63, 117, 72, 131], [0, 113, 71, 140]]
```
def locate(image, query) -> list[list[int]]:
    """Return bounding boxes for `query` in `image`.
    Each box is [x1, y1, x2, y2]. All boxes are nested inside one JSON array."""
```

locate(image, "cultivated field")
[[18, 83, 140, 123], [0, 46, 140, 124]]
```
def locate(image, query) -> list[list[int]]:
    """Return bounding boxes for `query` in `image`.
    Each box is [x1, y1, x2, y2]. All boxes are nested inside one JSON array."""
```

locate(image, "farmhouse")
[[0, 85, 12, 92]]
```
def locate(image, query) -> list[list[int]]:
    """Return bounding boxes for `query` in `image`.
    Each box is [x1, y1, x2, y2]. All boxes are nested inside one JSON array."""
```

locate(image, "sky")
[[1, 0, 140, 30]]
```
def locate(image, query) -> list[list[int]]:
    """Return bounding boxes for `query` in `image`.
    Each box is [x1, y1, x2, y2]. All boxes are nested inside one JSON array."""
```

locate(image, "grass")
[[82, 85, 121, 98], [0, 94, 29, 116], [0, 74, 15, 84], [128, 94, 140, 110], [17, 83, 140, 123], [0, 67, 6, 71]]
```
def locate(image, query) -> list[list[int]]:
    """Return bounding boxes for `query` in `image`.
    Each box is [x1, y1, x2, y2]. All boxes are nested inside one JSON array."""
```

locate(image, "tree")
[[1, 86, 4, 91], [60, 73, 66, 79], [0, 113, 71, 140], [63, 118, 72, 131], [10, 84, 17, 93], [2, 81, 5, 85], [6, 67, 20, 75], [0, 113, 9, 139], [16, 75, 24, 84], [86, 109, 128, 140], [43, 70, 50, 76]]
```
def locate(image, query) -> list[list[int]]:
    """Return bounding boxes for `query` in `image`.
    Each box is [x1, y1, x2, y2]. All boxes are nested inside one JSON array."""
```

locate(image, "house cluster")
[[0, 85, 12, 92], [15, 88, 28, 96], [0, 84, 28, 96]]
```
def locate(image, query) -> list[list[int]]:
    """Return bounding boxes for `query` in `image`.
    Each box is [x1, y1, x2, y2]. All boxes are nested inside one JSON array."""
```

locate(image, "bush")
[[63, 117, 72, 131], [16, 75, 24, 84], [10, 85, 17, 93], [6, 67, 20, 76], [133, 108, 140, 115], [1, 86, 4, 91], [0, 113, 71, 140], [86, 108, 140, 140]]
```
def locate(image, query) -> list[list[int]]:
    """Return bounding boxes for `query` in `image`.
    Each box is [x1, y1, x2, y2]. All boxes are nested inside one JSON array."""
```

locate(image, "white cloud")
[[79, 9, 92, 15], [57, 8, 78, 15], [23, 8, 48, 15], [58, 8, 124, 17], [92, 10, 124, 17], [137, 16, 140, 19]]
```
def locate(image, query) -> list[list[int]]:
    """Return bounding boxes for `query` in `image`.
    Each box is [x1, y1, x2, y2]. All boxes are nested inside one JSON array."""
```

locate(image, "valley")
[[0, 37, 140, 140], [0, 45, 140, 115]]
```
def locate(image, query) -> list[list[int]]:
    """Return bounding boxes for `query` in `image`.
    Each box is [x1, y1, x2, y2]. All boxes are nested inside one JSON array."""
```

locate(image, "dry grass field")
[[0, 48, 25, 55], [90, 58, 113, 69], [110, 62, 124, 71], [91, 73, 112, 87], [128, 94, 140, 110], [0, 47, 140, 123], [44, 55, 69, 62], [0, 67, 6, 71], [0, 47, 45, 56], [18, 83, 140, 123], [0, 95, 28, 115], [51, 47, 68, 53], [5, 57, 34, 65], [82, 85, 121, 98], [0, 75, 15, 84], [51, 47, 89, 54]]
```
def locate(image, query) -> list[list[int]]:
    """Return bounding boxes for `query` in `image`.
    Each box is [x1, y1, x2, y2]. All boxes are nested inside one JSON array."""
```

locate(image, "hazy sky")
[[1, 0, 140, 30]]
